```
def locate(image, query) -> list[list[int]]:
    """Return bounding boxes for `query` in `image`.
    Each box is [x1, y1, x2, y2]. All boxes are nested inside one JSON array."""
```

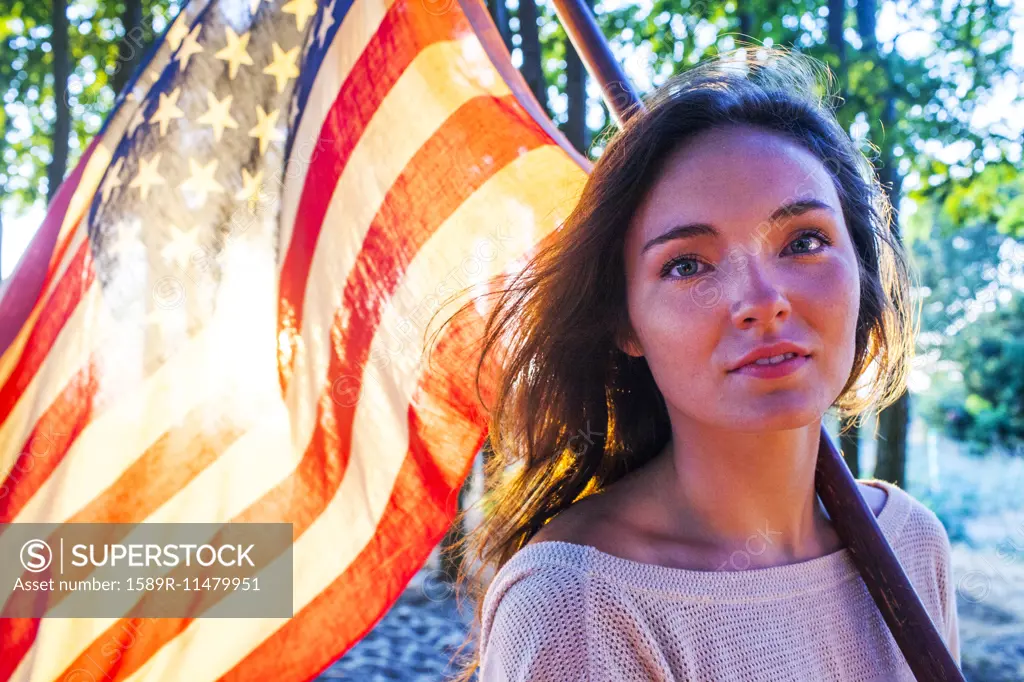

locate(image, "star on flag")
[[214, 27, 255, 79], [149, 87, 185, 136], [263, 43, 301, 93], [128, 153, 166, 200], [196, 92, 240, 141]]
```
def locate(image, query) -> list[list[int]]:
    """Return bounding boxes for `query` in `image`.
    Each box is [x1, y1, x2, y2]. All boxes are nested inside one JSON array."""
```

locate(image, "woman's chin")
[[720, 402, 825, 432]]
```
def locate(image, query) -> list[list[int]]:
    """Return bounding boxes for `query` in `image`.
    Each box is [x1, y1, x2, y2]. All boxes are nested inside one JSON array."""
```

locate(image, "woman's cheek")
[[642, 283, 715, 336], [689, 275, 726, 310], [637, 289, 717, 374], [825, 257, 861, 328], [810, 257, 861, 376]]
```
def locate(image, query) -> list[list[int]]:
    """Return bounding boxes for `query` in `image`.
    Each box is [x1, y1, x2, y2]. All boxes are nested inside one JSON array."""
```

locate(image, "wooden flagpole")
[[815, 427, 964, 681], [544, 0, 642, 126], [545, 1, 965, 679]]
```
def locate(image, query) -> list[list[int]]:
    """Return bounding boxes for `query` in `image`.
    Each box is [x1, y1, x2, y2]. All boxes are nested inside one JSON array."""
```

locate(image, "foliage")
[[0, 0, 179, 210], [527, 0, 1019, 182], [912, 202, 1024, 451], [907, 435, 1024, 549], [3, 0, 1019, 210], [936, 292, 1024, 450], [916, 482, 979, 545], [914, 161, 1024, 239], [1, 0, 57, 210]]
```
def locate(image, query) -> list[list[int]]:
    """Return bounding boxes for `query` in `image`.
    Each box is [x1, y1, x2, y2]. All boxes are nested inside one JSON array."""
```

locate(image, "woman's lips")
[[729, 354, 811, 379]]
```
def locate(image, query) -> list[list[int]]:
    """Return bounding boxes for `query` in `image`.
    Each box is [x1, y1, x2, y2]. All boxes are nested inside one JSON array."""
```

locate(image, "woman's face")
[[621, 125, 862, 432]]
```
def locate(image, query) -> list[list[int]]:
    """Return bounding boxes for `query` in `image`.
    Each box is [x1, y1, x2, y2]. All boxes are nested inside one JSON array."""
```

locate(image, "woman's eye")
[[661, 256, 708, 279], [784, 230, 831, 255], [660, 230, 830, 280]]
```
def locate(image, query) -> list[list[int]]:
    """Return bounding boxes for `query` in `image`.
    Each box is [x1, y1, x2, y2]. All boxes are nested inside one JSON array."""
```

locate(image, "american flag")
[[0, 0, 588, 678]]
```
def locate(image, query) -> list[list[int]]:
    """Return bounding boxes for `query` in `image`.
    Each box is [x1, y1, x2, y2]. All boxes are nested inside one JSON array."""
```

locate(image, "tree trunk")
[[737, 0, 755, 40], [47, 0, 70, 204], [873, 81, 909, 487], [875, 392, 908, 487], [852, 0, 908, 487], [517, 0, 547, 113], [827, 0, 847, 89], [839, 422, 859, 477], [112, 0, 144, 96], [565, 26, 588, 153], [828, 0, 859, 474], [855, 0, 876, 53]]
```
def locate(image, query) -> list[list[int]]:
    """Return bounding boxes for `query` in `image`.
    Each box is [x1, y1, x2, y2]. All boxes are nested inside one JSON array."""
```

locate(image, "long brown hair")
[[436, 45, 917, 680]]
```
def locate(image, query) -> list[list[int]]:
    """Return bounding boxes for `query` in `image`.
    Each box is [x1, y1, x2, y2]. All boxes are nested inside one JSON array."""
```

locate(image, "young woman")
[[446, 47, 960, 681]]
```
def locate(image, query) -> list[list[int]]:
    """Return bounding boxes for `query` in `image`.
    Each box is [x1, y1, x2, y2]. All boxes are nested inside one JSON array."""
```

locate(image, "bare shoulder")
[[525, 493, 609, 548], [857, 480, 889, 517], [527, 459, 664, 549]]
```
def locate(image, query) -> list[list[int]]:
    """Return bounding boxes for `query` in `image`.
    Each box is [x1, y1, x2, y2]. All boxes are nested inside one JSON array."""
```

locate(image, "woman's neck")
[[629, 419, 843, 569]]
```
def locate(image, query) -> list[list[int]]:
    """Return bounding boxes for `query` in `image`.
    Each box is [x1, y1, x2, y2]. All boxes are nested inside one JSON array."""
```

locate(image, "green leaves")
[[2, 0, 1020, 238], [912, 210, 1024, 450], [919, 163, 1024, 239], [1, 0, 176, 211]]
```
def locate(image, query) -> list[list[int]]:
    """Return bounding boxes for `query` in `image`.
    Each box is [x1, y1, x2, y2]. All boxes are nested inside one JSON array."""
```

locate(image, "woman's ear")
[[615, 327, 644, 358]]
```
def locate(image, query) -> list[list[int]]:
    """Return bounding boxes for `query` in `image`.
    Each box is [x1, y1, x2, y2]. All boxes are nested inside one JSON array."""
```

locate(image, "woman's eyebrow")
[[640, 198, 836, 255]]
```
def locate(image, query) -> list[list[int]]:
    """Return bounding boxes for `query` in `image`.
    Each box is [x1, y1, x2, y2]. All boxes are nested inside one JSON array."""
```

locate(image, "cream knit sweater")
[[478, 479, 961, 681]]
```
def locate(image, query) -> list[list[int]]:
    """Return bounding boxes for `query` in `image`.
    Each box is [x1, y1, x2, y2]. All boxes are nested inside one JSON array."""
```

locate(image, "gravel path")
[[316, 568, 476, 682], [952, 543, 1024, 682]]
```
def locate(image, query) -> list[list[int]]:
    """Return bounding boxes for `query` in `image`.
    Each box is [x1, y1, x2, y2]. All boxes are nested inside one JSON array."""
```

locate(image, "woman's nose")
[[727, 257, 792, 331]]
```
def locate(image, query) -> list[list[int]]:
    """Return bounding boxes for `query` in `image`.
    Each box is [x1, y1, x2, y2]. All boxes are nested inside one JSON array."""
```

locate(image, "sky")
[[2, 0, 1023, 280]]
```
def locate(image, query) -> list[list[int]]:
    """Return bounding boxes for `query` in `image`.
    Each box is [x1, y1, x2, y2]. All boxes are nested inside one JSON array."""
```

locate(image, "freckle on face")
[[620, 125, 862, 432]]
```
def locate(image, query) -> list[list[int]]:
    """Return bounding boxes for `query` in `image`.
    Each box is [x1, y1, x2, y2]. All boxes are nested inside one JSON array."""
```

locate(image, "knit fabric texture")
[[478, 479, 961, 681]]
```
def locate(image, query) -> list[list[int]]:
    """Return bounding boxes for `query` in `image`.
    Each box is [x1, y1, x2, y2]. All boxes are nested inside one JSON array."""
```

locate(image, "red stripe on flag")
[[46, 93, 548, 682], [277, 0, 473, 395], [457, 0, 591, 171], [0, 237, 96, 426], [0, 139, 100, 357]]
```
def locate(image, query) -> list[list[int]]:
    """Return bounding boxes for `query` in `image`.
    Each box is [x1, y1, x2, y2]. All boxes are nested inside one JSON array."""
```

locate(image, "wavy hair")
[[437, 45, 918, 680]]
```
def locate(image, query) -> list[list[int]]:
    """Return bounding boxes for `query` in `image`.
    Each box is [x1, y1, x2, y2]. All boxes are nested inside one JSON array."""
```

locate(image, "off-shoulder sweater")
[[478, 479, 961, 681]]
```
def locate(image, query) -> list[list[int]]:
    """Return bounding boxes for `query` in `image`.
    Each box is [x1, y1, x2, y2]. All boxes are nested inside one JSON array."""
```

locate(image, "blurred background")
[[1, 0, 1021, 679]]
